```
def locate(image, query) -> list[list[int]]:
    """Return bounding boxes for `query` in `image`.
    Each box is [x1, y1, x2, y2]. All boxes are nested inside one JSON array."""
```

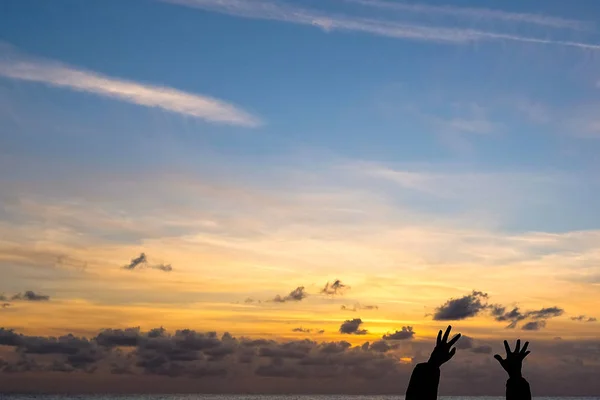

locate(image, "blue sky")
[[3, 0, 600, 235]]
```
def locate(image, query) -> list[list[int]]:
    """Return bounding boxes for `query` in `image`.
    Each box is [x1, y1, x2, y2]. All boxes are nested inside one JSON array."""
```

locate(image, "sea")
[[0, 396, 598, 400]]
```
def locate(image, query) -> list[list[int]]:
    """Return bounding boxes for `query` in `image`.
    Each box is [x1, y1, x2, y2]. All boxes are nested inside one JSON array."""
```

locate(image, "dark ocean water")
[[1, 396, 599, 400]]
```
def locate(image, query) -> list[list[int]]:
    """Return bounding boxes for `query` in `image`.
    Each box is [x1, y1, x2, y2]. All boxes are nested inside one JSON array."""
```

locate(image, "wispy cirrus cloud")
[[0, 46, 261, 127], [163, 0, 600, 50], [345, 0, 591, 31]]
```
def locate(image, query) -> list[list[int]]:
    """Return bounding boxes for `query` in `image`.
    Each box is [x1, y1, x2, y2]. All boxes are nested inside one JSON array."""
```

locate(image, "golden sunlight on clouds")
[[1, 162, 599, 348]]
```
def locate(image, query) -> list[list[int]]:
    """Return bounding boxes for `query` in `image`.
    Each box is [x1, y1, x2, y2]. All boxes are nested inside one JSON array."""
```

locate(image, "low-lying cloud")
[[0, 326, 600, 395]]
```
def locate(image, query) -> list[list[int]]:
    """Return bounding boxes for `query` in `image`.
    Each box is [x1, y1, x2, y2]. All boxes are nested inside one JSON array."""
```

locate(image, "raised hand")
[[494, 339, 530, 379], [428, 325, 461, 368]]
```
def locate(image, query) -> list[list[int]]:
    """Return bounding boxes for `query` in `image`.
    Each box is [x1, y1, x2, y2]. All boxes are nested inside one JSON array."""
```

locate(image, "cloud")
[[0, 328, 22, 346], [491, 305, 564, 329], [153, 264, 174, 272], [368, 340, 393, 353], [527, 307, 564, 320], [321, 279, 349, 296], [122, 253, 173, 272], [123, 253, 147, 270], [341, 303, 378, 312], [433, 290, 489, 320], [11, 291, 50, 301], [339, 318, 368, 335], [317, 341, 352, 354], [0, 47, 261, 127], [95, 328, 142, 347], [452, 336, 490, 354], [471, 345, 492, 354], [18, 335, 94, 356], [522, 320, 546, 331], [345, 0, 590, 30], [432, 291, 564, 329], [1, 326, 600, 395], [272, 287, 307, 303], [292, 328, 311, 333], [382, 326, 415, 341], [571, 315, 597, 323], [255, 360, 306, 378], [163, 0, 600, 50], [291, 327, 324, 334], [449, 335, 471, 350]]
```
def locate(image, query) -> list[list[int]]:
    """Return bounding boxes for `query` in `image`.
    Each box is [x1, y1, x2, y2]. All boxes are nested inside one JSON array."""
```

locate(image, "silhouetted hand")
[[494, 339, 530, 379], [428, 325, 461, 368]]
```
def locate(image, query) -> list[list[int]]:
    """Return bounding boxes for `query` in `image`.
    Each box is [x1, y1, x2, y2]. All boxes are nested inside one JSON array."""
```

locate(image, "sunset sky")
[[1, 0, 599, 395]]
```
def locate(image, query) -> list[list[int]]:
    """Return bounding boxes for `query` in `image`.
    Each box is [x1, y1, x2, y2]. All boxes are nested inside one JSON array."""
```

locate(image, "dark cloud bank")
[[0, 326, 599, 395]]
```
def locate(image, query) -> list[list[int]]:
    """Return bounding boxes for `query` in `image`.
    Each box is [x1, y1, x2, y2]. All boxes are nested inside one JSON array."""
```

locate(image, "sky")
[[1, 0, 600, 395]]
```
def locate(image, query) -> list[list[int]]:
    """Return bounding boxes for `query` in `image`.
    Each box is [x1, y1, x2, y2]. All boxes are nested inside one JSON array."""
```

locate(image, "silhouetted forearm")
[[405, 362, 440, 400], [506, 376, 531, 400]]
